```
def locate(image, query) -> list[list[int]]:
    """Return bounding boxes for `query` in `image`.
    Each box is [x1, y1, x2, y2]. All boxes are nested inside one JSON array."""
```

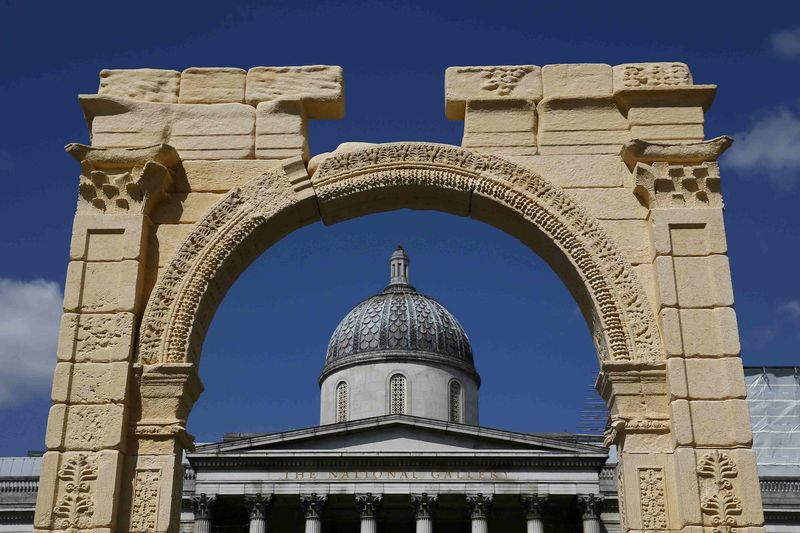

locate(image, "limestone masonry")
[[31, 63, 768, 533]]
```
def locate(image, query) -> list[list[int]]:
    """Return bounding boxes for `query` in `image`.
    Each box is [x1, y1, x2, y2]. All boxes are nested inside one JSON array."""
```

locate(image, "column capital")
[[577, 494, 604, 520], [300, 493, 327, 519], [247, 493, 273, 520], [355, 493, 383, 518], [466, 493, 493, 519], [192, 493, 216, 519], [521, 494, 548, 519], [410, 493, 438, 519]]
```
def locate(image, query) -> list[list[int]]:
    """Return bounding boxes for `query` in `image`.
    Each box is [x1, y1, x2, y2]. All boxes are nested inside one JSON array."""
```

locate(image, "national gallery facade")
[[2, 249, 798, 533]]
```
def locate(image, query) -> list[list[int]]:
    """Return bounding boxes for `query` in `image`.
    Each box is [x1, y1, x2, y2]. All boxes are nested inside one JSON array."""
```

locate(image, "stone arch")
[[137, 142, 663, 367]]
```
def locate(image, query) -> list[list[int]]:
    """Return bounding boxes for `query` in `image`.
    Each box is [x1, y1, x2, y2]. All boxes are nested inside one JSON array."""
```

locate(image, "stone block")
[[178, 159, 285, 192], [722, 449, 765, 527], [246, 65, 344, 119], [659, 308, 683, 357], [672, 447, 703, 525], [673, 255, 734, 308], [63, 260, 142, 313], [613, 62, 693, 90], [542, 64, 612, 98], [627, 106, 704, 126], [679, 307, 740, 357], [98, 69, 179, 103], [178, 67, 246, 103], [82, 95, 255, 160], [654, 256, 677, 308], [537, 128, 630, 150], [597, 219, 654, 264], [57, 312, 136, 362], [651, 208, 727, 256], [566, 188, 648, 220], [538, 98, 627, 131], [32, 451, 60, 527], [47, 404, 126, 451], [256, 100, 308, 160], [51, 362, 130, 404], [150, 192, 226, 225], [667, 357, 747, 400], [445, 66, 542, 120], [148, 223, 192, 268], [630, 123, 705, 141], [673, 399, 752, 447], [632, 263, 658, 317], [70, 214, 147, 262], [505, 155, 624, 188]]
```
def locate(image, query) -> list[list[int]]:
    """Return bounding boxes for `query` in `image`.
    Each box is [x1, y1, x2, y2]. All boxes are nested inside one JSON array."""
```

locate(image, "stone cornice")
[[620, 135, 733, 170]]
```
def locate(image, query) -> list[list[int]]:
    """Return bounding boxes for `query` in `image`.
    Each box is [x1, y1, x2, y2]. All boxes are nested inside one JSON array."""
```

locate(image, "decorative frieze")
[[635, 161, 722, 209], [617, 63, 693, 88]]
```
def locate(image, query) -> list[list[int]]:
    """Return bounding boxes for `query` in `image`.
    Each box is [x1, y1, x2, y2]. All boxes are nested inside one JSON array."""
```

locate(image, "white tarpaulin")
[[745, 367, 800, 477]]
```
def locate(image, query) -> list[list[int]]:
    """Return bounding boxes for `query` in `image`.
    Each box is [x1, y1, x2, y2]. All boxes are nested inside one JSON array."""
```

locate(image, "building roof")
[[0, 457, 41, 478], [322, 247, 477, 381]]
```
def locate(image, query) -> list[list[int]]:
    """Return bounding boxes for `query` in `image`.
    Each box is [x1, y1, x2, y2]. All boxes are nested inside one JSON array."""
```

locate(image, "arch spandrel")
[[136, 142, 664, 367]]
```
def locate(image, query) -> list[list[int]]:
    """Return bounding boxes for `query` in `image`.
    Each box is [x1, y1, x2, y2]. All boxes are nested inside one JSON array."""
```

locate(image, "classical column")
[[576, 495, 603, 533], [521, 494, 547, 533], [411, 493, 437, 533], [466, 493, 493, 533], [301, 493, 327, 533], [192, 493, 216, 533], [247, 493, 273, 533], [356, 493, 382, 533]]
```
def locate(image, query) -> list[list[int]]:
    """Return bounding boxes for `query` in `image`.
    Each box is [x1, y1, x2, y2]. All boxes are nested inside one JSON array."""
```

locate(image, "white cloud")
[[725, 107, 800, 191], [0, 279, 62, 406], [779, 299, 800, 318], [772, 26, 800, 57]]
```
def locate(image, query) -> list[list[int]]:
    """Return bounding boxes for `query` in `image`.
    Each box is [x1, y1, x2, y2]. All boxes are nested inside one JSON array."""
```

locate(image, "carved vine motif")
[[457, 66, 535, 95], [53, 455, 98, 532], [622, 63, 692, 88], [313, 144, 664, 363], [138, 143, 664, 365], [130, 469, 159, 532], [638, 468, 668, 529], [635, 162, 722, 209], [617, 462, 628, 533], [76, 160, 172, 214], [697, 451, 743, 533]]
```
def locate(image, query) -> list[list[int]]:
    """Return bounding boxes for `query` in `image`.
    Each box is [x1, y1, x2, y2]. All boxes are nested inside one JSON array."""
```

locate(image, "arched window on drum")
[[335, 381, 348, 422], [389, 374, 407, 415], [449, 380, 462, 423]]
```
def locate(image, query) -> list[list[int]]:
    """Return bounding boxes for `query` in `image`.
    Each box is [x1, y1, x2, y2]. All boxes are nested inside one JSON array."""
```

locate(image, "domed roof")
[[322, 247, 477, 381]]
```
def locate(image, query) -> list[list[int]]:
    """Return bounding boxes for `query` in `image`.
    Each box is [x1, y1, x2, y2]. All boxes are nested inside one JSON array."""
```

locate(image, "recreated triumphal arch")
[[36, 63, 764, 532]]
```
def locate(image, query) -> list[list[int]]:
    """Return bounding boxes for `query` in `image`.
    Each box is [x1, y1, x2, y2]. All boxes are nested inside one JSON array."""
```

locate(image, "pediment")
[[192, 415, 606, 457]]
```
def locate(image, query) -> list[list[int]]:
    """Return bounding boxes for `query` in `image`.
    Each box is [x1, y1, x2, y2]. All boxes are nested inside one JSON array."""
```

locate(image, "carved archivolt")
[[137, 143, 663, 365]]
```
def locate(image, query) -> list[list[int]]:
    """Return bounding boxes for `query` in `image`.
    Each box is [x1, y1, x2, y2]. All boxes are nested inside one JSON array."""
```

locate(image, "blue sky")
[[1, 0, 799, 455]]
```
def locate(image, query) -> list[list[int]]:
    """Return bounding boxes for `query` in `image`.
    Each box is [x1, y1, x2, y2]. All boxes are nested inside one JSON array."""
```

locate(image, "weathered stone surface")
[[651, 208, 728, 256], [149, 192, 226, 225], [57, 313, 136, 362], [445, 65, 542, 120], [245, 65, 344, 119], [81, 95, 255, 160], [99, 69, 179, 103], [630, 123, 705, 142], [179, 67, 246, 104], [679, 307, 740, 357], [542, 64, 612, 98], [46, 404, 126, 451], [667, 357, 747, 400], [51, 362, 130, 404], [177, 159, 285, 192], [565, 188, 648, 220], [627, 106, 704, 126], [70, 214, 147, 262], [256, 100, 308, 160], [673, 255, 734, 308], [63, 260, 142, 313], [506, 154, 625, 188], [597, 219, 654, 264], [462, 100, 537, 155]]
